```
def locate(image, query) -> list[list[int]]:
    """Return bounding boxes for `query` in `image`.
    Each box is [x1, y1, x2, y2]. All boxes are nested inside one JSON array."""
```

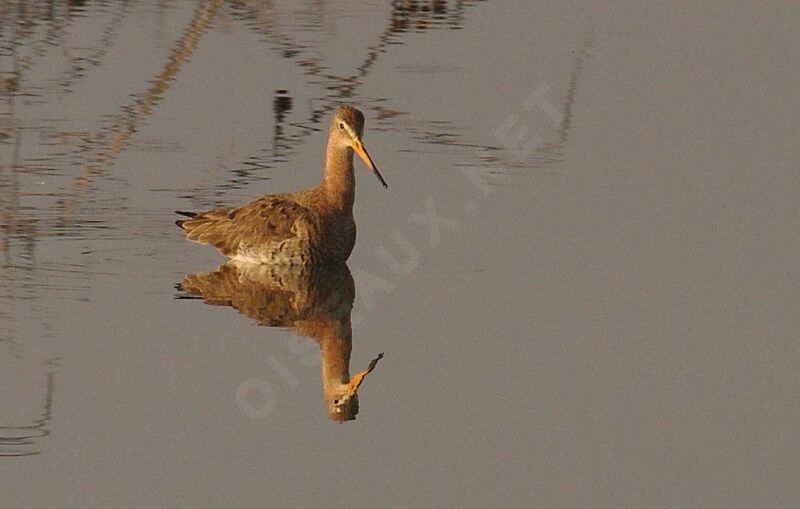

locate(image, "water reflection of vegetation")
[[0, 0, 594, 298], [0, 364, 56, 458], [206, 1, 492, 193], [0, 0, 593, 426], [0, 0, 498, 241], [178, 262, 382, 422]]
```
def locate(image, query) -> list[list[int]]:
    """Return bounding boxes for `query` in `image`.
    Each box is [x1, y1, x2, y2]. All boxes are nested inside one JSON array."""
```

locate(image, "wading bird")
[[176, 106, 386, 265]]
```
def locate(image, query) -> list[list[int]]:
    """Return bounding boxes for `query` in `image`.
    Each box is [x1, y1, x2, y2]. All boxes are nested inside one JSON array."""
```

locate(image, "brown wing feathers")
[[175, 199, 311, 258]]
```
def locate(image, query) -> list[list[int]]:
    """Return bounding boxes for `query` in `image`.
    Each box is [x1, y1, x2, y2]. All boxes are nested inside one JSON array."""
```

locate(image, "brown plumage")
[[178, 261, 383, 422], [176, 106, 387, 265]]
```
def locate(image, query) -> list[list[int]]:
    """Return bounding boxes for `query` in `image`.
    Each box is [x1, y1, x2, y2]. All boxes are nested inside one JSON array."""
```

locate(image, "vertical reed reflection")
[[0, 362, 56, 458], [272, 89, 293, 160], [193, 0, 491, 193], [62, 0, 225, 222]]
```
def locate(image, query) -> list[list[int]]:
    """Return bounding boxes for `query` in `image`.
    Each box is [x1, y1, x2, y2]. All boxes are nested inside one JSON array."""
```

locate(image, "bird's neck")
[[319, 328, 352, 390], [322, 142, 356, 212], [318, 325, 355, 417]]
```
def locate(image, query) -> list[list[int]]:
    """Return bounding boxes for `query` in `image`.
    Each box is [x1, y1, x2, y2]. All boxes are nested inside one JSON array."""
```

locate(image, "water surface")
[[2, 1, 799, 507]]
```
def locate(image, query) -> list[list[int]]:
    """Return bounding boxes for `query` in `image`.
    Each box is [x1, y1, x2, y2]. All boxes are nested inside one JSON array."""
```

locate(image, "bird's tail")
[[175, 210, 197, 228]]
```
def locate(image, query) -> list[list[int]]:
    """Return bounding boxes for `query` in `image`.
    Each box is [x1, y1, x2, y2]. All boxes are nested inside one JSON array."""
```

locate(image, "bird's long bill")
[[352, 139, 388, 188]]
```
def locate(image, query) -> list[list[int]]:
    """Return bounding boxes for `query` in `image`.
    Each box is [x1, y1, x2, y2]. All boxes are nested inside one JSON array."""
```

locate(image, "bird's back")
[[176, 187, 355, 265]]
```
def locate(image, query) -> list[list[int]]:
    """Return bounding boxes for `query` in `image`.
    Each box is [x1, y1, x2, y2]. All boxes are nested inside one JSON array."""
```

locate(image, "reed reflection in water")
[[178, 263, 382, 422], [0, 360, 55, 458]]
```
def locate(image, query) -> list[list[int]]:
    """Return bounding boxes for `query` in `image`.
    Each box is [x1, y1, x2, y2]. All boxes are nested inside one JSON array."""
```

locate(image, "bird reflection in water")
[[178, 263, 382, 422]]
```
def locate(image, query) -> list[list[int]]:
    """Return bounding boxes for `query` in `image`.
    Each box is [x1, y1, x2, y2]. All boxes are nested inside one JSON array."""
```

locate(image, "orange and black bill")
[[352, 139, 387, 188]]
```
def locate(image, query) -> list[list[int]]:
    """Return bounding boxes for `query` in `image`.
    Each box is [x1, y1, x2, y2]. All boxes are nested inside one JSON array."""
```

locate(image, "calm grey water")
[[2, 1, 799, 507]]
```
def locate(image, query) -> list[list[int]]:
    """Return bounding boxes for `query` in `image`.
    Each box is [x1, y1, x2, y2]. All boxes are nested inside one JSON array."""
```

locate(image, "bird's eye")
[[333, 399, 340, 404], [338, 122, 345, 130]]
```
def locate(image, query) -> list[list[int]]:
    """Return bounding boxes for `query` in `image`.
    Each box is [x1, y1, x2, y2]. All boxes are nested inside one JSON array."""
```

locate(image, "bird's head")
[[331, 105, 387, 188]]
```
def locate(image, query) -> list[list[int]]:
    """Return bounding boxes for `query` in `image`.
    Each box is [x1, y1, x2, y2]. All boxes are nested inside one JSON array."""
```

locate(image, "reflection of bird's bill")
[[347, 352, 384, 397], [352, 139, 388, 188]]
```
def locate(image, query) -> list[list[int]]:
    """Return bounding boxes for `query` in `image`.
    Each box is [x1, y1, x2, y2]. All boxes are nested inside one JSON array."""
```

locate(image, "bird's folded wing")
[[179, 197, 314, 257]]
